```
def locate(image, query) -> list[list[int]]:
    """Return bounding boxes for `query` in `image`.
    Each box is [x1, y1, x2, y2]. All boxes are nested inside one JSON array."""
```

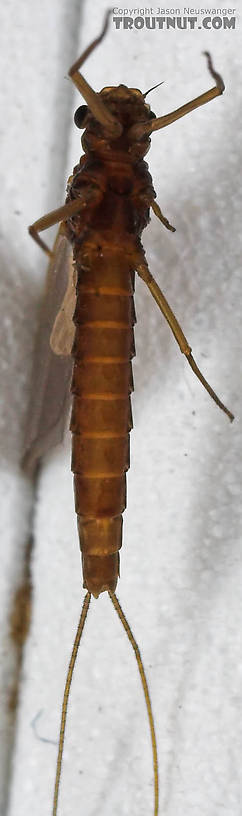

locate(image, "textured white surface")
[[1, 2, 242, 816]]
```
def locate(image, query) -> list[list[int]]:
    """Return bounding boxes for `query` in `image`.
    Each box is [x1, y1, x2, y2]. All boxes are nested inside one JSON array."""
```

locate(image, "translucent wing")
[[22, 228, 75, 473], [50, 251, 76, 356]]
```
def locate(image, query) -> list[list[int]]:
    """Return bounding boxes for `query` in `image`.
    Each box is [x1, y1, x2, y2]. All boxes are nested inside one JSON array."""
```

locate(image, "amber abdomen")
[[70, 250, 136, 596]]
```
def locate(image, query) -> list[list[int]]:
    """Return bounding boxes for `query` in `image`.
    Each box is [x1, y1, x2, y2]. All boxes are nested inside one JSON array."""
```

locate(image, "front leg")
[[129, 52, 225, 140]]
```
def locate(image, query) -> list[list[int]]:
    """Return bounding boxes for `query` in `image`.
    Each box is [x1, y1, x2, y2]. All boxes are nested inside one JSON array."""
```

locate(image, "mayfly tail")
[[52, 591, 91, 816], [109, 591, 159, 816], [52, 588, 159, 816]]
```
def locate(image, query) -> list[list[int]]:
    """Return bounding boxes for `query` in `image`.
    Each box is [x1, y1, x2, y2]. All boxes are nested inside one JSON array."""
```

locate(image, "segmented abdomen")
[[70, 248, 136, 597]]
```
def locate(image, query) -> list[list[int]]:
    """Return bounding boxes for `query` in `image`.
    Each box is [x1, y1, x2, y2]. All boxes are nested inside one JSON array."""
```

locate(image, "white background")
[[1, 1, 242, 815]]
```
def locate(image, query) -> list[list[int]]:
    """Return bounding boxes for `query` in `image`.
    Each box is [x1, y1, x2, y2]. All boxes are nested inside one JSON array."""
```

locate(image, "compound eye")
[[74, 105, 89, 129]]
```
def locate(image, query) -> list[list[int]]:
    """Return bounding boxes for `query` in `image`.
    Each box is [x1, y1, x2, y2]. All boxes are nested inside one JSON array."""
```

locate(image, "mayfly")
[[26, 10, 234, 816]]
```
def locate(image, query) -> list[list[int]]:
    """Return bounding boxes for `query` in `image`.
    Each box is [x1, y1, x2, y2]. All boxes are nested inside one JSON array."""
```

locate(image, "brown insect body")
[[27, 23, 232, 812], [66, 85, 156, 596]]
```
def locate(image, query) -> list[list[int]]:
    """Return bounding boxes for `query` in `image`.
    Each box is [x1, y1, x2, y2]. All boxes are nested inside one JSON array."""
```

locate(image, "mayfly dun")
[[25, 10, 234, 816]]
